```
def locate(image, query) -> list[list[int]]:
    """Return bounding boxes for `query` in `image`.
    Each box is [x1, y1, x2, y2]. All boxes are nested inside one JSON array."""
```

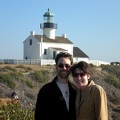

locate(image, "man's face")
[[56, 57, 71, 79]]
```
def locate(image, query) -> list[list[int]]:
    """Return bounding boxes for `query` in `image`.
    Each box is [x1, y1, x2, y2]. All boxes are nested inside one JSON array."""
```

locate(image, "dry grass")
[[0, 64, 55, 73]]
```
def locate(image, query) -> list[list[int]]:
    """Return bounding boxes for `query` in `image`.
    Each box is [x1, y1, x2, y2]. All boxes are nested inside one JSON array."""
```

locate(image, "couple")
[[35, 52, 108, 120]]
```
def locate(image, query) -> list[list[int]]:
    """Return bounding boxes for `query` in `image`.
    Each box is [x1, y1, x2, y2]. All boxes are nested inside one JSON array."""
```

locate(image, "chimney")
[[30, 31, 35, 36], [62, 33, 66, 38]]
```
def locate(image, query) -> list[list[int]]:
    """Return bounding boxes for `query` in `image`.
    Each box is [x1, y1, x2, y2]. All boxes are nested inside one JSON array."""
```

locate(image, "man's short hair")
[[55, 52, 73, 65]]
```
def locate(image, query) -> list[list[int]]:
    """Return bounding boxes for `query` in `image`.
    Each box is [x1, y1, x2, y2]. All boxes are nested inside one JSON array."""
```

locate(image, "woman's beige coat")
[[76, 80, 108, 120]]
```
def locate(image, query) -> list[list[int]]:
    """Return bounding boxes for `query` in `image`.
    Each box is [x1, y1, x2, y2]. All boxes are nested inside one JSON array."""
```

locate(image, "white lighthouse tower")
[[40, 8, 57, 39]]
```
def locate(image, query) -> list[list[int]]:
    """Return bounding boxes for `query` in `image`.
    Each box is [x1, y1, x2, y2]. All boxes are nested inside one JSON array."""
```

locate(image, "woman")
[[71, 61, 108, 120]]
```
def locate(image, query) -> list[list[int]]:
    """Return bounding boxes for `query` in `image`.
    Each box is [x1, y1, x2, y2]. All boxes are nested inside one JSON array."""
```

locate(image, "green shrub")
[[24, 79, 34, 89], [0, 73, 16, 88], [29, 70, 49, 83], [0, 66, 17, 72], [0, 62, 3, 64], [16, 65, 32, 72], [10, 72, 25, 82], [0, 103, 34, 120], [15, 65, 26, 69], [102, 65, 120, 78], [89, 63, 96, 67], [104, 74, 120, 89]]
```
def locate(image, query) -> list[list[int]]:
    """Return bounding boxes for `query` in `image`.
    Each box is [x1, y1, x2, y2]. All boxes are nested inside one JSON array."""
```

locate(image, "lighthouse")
[[40, 8, 57, 39]]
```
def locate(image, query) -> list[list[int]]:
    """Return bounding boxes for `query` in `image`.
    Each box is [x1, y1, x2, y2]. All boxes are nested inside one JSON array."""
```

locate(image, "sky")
[[0, 0, 120, 62]]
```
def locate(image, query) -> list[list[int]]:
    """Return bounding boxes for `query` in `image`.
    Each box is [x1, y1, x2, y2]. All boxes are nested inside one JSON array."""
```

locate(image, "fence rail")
[[0, 59, 111, 66], [0, 59, 55, 65]]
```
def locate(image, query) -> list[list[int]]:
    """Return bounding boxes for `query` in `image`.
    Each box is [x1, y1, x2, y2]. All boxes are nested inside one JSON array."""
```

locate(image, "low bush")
[[0, 103, 34, 120], [0, 66, 17, 72], [15, 65, 32, 72], [104, 74, 120, 89], [0, 73, 16, 88], [29, 70, 49, 83], [24, 79, 34, 89]]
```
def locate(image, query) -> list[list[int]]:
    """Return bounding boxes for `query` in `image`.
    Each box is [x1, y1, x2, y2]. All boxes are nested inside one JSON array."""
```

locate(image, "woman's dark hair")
[[71, 61, 91, 76]]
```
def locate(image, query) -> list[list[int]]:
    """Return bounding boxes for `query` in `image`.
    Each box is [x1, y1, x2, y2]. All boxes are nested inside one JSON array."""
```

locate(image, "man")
[[35, 52, 76, 120]]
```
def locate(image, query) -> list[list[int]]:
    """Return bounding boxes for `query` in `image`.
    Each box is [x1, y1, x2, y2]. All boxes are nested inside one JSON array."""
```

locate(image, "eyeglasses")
[[72, 73, 86, 78], [58, 63, 71, 68]]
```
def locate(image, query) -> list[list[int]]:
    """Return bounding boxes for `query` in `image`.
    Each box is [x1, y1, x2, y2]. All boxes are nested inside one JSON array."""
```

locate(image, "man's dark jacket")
[[35, 76, 76, 120]]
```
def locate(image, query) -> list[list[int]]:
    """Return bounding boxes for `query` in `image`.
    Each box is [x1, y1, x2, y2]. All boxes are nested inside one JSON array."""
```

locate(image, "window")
[[53, 51, 56, 59], [44, 49, 47, 55], [30, 39, 32, 45]]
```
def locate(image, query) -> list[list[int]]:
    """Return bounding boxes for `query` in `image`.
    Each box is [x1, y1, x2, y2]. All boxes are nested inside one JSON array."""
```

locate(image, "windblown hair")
[[71, 61, 91, 76]]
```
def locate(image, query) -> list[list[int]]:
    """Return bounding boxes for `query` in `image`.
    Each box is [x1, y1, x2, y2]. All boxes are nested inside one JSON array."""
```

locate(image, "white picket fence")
[[0, 59, 110, 66]]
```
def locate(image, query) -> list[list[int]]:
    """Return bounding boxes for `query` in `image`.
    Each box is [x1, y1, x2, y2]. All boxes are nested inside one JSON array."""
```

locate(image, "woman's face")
[[72, 68, 90, 90]]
